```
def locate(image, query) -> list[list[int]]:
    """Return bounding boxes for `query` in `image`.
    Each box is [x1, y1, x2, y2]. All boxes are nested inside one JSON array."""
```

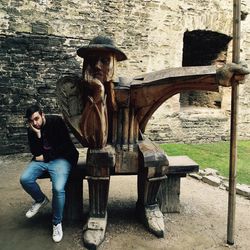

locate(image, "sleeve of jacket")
[[27, 128, 43, 157], [51, 116, 78, 164]]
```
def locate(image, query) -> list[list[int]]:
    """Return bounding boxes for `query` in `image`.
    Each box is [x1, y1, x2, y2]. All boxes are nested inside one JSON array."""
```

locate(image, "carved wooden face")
[[83, 51, 115, 83]]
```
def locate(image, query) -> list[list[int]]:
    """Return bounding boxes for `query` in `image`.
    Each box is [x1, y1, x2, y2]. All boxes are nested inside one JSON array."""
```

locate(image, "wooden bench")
[[39, 153, 199, 222]]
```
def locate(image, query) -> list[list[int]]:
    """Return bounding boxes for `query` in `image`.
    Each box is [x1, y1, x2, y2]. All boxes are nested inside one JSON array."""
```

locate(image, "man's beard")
[[35, 118, 45, 130]]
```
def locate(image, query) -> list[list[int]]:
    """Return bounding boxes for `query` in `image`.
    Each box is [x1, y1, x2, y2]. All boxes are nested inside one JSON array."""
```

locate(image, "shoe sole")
[[25, 197, 49, 218], [52, 234, 63, 243]]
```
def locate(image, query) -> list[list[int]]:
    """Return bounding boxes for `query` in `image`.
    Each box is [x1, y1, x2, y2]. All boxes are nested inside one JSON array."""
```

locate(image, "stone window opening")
[[180, 30, 232, 109]]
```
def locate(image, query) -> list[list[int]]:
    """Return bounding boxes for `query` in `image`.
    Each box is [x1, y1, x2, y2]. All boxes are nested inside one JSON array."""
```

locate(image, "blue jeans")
[[20, 159, 71, 225]]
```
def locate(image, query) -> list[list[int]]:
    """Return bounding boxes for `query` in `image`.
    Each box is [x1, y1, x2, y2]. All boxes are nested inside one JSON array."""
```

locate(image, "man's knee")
[[53, 159, 71, 174], [52, 184, 66, 195], [20, 172, 32, 186], [51, 175, 68, 195], [20, 161, 44, 186]]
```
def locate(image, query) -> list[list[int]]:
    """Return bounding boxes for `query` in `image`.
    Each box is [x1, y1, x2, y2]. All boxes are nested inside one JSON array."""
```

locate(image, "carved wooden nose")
[[95, 59, 102, 68]]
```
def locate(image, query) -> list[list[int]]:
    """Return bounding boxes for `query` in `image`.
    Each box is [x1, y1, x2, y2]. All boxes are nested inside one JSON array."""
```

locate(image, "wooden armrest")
[[138, 139, 169, 168]]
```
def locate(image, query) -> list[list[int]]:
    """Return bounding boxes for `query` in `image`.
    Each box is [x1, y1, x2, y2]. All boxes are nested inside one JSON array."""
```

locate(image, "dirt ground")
[[0, 153, 250, 250]]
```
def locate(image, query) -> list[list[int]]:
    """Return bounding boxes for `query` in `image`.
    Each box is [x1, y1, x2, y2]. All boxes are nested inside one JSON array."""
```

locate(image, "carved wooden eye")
[[85, 55, 111, 66], [100, 57, 111, 65]]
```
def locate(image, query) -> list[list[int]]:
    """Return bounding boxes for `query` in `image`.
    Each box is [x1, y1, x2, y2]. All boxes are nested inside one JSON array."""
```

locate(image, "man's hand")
[[29, 123, 41, 138], [217, 62, 250, 87], [35, 155, 44, 161]]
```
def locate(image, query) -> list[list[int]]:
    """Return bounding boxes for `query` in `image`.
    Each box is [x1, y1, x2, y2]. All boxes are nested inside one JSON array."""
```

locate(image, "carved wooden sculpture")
[[56, 36, 249, 249]]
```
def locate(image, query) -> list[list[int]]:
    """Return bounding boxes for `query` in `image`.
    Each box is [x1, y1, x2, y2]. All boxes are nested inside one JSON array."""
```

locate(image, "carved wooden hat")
[[77, 36, 127, 61]]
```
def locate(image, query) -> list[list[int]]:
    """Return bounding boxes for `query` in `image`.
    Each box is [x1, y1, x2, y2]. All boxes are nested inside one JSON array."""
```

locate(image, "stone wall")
[[1, 0, 250, 154], [0, 33, 84, 153]]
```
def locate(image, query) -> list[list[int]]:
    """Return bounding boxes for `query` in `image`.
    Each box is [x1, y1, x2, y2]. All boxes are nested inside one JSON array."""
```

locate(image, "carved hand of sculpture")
[[84, 68, 105, 102], [216, 62, 250, 87], [79, 78, 108, 149]]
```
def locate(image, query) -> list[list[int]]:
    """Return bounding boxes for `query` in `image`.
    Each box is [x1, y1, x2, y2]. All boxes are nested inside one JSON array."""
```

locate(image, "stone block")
[[189, 173, 202, 180], [203, 168, 219, 176], [236, 184, 250, 197], [202, 175, 221, 187], [31, 22, 49, 34]]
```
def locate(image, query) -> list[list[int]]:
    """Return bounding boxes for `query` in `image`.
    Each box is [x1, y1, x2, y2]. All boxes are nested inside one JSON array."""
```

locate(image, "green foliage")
[[160, 140, 250, 185]]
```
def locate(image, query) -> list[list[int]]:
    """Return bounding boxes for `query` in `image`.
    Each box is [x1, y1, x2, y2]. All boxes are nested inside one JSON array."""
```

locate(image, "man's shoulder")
[[45, 115, 65, 127], [46, 114, 63, 122]]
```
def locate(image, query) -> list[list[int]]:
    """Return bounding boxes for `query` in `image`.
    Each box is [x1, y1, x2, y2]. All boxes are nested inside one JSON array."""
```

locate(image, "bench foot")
[[157, 175, 181, 213]]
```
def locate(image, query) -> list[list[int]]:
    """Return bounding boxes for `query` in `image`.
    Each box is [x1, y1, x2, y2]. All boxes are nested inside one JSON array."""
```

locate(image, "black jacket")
[[28, 115, 79, 166]]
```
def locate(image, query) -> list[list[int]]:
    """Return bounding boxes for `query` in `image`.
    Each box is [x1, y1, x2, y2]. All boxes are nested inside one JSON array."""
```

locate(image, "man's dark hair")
[[25, 104, 43, 120]]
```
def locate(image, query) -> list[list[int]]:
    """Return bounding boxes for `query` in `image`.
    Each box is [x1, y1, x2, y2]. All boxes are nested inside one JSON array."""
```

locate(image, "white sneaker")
[[52, 223, 63, 243], [25, 196, 49, 218]]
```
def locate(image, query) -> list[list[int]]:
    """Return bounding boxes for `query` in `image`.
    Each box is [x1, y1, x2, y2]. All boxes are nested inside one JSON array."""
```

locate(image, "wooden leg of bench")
[[64, 178, 83, 223], [157, 175, 181, 213]]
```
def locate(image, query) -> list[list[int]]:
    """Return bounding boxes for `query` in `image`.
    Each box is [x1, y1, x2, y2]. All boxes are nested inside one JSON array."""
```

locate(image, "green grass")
[[160, 140, 250, 185]]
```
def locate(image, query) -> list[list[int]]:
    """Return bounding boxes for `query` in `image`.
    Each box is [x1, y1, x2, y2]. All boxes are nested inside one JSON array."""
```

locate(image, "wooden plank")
[[114, 150, 138, 174], [87, 146, 116, 168], [39, 152, 199, 221], [131, 65, 216, 87], [116, 109, 123, 150], [167, 156, 199, 175], [113, 155, 198, 175], [38, 155, 198, 177], [122, 108, 129, 150], [114, 86, 130, 106], [128, 107, 135, 151]]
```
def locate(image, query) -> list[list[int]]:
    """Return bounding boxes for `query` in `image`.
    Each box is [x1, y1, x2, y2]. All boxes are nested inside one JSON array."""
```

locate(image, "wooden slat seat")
[[38, 153, 199, 222], [167, 156, 199, 175]]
